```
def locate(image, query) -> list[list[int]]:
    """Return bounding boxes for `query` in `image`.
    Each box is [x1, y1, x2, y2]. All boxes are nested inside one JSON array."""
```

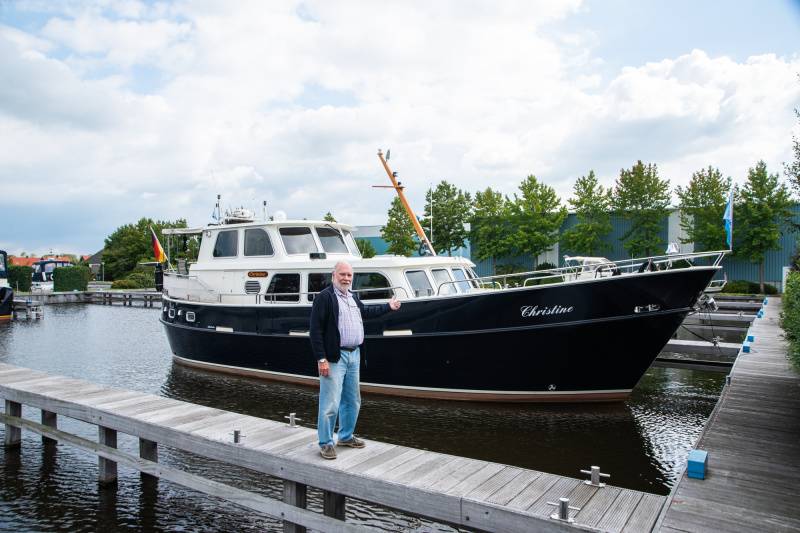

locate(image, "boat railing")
[[163, 272, 219, 303], [465, 250, 729, 291], [215, 286, 410, 305]]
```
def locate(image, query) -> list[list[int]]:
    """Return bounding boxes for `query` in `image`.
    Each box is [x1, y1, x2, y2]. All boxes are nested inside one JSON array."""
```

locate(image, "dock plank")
[[657, 297, 800, 533]]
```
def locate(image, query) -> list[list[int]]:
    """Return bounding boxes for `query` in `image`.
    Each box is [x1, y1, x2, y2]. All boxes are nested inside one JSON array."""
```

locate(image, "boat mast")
[[376, 150, 437, 256]]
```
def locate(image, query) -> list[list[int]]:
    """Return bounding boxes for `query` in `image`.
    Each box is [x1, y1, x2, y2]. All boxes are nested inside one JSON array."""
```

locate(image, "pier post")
[[98, 426, 118, 485], [139, 438, 158, 480], [41, 410, 57, 443], [282, 480, 307, 533], [322, 490, 345, 521], [4, 400, 21, 447]]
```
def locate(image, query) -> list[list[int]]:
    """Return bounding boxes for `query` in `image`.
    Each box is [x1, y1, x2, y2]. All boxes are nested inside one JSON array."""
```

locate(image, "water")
[[0, 304, 726, 531]]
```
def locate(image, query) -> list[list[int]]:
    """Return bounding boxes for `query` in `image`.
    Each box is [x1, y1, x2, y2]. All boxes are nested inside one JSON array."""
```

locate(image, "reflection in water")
[[0, 304, 725, 531]]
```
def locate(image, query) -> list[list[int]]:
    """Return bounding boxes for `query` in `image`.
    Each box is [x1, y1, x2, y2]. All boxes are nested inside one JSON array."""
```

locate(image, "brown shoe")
[[337, 436, 365, 448], [320, 444, 337, 460]]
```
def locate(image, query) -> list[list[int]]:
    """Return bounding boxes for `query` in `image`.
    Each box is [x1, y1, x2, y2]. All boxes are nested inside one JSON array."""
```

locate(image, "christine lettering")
[[520, 305, 574, 317]]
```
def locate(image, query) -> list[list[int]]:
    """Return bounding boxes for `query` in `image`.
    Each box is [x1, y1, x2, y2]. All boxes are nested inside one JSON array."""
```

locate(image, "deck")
[[0, 362, 667, 532], [657, 296, 800, 532]]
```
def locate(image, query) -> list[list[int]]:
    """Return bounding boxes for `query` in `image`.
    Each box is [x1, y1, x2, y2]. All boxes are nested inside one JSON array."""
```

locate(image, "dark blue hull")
[[161, 267, 717, 402]]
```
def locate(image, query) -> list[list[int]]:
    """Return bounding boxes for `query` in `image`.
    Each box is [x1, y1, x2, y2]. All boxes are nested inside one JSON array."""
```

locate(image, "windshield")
[[279, 227, 319, 255], [316, 227, 349, 254]]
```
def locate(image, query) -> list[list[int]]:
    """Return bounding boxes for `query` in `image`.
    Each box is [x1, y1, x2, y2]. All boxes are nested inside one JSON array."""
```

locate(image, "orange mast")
[[375, 150, 436, 256]]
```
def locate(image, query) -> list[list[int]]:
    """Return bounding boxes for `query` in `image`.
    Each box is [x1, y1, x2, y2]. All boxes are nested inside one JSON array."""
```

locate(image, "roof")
[[10, 256, 73, 267]]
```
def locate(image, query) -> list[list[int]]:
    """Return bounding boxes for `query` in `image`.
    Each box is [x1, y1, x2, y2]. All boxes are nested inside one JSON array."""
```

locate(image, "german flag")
[[150, 227, 167, 263]]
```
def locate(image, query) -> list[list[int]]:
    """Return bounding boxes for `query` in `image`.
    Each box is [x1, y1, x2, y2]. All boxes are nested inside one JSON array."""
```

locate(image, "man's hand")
[[389, 296, 401, 311], [318, 360, 330, 378]]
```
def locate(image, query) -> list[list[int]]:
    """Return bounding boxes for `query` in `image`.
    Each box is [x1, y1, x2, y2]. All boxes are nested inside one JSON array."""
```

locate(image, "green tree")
[[381, 197, 417, 257], [470, 187, 511, 275], [560, 170, 613, 257], [324, 212, 336, 222], [675, 166, 732, 254], [612, 161, 670, 258], [506, 175, 568, 268], [733, 160, 797, 293], [422, 181, 472, 256], [355, 238, 377, 258], [103, 217, 188, 280]]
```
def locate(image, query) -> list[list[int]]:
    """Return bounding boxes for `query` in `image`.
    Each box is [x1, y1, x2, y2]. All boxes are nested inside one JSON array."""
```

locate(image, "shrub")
[[53, 266, 90, 292], [125, 272, 154, 289], [721, 280, 777, 295], [111, 279, 139, 289], [8, 264, 32, 292], [780, 271, 800, 374]]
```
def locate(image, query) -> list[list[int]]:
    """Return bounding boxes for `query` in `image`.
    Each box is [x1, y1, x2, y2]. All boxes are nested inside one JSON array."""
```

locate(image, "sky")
[[1, 0, 799, 257]]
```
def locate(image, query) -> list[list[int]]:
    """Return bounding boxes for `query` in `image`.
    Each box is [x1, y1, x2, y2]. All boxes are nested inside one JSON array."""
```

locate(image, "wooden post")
[[139, 438, 158, 480], [4, 400, 21, 447], [98, 426, 118, 485], [282, 480, 308, 533], [41, 410, 57, 443], [322, 490, 345, 521]]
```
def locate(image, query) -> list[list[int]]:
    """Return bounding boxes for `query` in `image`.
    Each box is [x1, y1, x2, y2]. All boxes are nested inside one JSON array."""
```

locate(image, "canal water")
[[0, 304, 727, 532]]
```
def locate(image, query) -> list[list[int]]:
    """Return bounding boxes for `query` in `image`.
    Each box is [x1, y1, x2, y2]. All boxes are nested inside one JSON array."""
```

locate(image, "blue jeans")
[[318, 348, 361, 447]]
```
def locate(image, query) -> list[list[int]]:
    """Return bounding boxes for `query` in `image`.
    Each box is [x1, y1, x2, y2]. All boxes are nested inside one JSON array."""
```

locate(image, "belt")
[[340, 346, 358, 352]]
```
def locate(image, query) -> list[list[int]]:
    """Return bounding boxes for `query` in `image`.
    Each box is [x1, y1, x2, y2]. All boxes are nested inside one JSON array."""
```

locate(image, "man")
[[309, 261, 401, 460]]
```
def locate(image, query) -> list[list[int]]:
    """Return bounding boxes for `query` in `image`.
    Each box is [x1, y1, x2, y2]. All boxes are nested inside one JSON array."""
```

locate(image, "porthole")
[[186, 312, 196, 322]]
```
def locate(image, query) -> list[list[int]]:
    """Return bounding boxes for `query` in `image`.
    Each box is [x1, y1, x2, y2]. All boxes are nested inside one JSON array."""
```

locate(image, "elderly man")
[[309, 261, 401, 460]]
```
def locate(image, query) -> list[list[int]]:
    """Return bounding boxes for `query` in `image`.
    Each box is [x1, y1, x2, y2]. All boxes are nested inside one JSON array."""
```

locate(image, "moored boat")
[[159, 154, 726, 402], [0, 251, 12, 320]]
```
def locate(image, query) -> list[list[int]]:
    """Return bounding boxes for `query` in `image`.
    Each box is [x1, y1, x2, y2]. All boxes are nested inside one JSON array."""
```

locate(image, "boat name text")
[[520, 305, 574, 318]]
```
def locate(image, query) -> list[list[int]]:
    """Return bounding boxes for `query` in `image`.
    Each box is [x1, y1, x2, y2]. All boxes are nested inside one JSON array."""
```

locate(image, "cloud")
[[0, 1, 797, 257]]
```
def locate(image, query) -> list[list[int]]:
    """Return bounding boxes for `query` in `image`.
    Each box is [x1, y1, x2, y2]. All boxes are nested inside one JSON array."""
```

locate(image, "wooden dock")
[[657, 296, 800, 532], [11, 299, 44, 319], [0, 363, 668, 532], [85, 290, 162, 307]]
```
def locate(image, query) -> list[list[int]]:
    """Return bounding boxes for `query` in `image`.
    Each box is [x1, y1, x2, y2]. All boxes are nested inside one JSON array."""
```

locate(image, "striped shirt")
[[334, 286, 364, 348]]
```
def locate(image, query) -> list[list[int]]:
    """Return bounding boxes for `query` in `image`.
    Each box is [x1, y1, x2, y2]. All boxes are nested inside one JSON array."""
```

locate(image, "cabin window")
[[213, 230, 238, 258], [307, 273, 332, 302], [452, 268, 472, 293], [431, 268, 457, 295], [353, 272, 392, 300], [244, 228, 274, 256], [405, 270, 433, 298], [266, 273, 300, 302], [279, 227, 318, 255], [343, 231, 361, 257], [316, 227, 349, 254]]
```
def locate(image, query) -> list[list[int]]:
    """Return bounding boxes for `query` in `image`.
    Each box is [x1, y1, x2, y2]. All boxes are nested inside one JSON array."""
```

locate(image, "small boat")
[[0, 250, 12, 320], [159, 152, 726, 402]]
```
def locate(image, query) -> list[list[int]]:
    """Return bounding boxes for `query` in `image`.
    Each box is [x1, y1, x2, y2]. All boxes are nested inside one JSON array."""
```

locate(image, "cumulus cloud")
[[0, 0, 797, 256]]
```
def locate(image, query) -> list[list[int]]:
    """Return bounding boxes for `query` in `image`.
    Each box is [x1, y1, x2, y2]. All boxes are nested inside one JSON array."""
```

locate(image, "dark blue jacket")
[[309, 285, 391, 363]]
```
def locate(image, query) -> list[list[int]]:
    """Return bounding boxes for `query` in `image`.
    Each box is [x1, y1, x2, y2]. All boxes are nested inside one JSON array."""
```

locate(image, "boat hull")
[[0, 287, 12, 320], [161, 267, 717, 402]]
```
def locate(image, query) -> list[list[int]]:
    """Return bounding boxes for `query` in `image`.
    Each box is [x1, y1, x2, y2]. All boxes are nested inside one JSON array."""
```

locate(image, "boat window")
[[405, 270, 433, 298], [307, 273, 332, 302], [266, 273, 300, 302], [244, 228, 274, 256], [316, 227, 349, 254], [353, 272, 392, 300], [0, 253, 6, 277], [213, 230, 238, 258], [452, 268, 472, 292], [431, 268, 457, 295], [279, 227, 319, 255], [344, 231, 361, 257]]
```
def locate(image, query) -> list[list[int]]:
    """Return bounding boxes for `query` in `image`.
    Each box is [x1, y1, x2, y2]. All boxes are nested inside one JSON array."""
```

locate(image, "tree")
[[381, 197, 417, 257], [422, 181, 472, 256], [324, 212, 336, 222], [506, 175, 568, 268], [612, 161, 670, 258], [734, 160, 796, 293], [355, 238, 377, 258], [103, 217, 188, 280], [560, 170, 613, 257], [675, 166, 732, 254], [470, 187, 512, 276]]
